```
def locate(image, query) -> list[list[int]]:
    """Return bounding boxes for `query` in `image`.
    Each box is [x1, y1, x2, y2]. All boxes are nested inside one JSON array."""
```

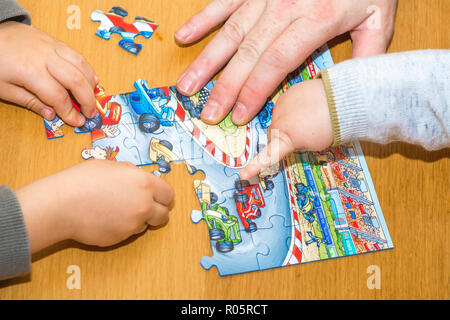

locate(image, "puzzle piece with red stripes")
[[91, 6, 158, 55]]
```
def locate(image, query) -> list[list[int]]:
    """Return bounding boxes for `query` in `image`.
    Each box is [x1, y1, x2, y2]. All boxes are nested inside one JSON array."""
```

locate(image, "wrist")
[[317, 66, 368, 146], [16, 175, 73, 253]]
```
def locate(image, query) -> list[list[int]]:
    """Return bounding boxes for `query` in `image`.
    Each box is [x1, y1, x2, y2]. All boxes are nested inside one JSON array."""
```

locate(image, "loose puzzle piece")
[[43, 45, 394, 277], [43, 87, 105, 139], [91, 6, 158, 55]]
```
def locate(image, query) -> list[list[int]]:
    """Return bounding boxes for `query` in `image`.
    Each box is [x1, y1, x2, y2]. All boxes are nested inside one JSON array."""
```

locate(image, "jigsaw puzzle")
[[91, 6, 158, 55], [43, 45, 394, 276]]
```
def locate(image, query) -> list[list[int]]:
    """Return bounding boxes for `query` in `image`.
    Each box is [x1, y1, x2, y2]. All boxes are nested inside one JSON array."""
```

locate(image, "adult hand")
[[175, 0, 397, 125]]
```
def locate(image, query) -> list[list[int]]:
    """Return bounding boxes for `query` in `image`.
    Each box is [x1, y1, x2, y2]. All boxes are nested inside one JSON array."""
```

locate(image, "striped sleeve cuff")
[[0, 0, 31, 24], [318, 67, 368, 146], [0, 185, 31, 281]]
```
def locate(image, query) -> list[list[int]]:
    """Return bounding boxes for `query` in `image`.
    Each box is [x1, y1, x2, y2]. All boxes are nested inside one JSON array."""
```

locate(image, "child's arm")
[[0, 1, 97, 126], [0, 161, 174, 281], [240, 50, 450, 179]]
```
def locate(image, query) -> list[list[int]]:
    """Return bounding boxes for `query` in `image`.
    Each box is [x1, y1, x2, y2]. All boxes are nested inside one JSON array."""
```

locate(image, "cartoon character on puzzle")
[[91, 6, 158, 55], [294, 183, 317, 224], [81, 146, 119, 161]]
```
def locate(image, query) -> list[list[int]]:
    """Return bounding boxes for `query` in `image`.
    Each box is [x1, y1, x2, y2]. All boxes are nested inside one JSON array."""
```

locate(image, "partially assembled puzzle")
[[43, 45, 394, 276]]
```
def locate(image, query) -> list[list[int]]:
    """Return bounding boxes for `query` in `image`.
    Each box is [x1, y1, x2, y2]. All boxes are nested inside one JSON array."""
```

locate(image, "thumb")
[[240, 129, 294, 180], [350, 1, 397, 58], [350, 28, 392, 58]]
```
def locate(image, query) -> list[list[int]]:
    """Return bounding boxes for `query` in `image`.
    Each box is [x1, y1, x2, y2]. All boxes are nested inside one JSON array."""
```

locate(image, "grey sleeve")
[[0, 0, 31, 24], [0, 185, 31, 281], [321, 50, 450, 151]]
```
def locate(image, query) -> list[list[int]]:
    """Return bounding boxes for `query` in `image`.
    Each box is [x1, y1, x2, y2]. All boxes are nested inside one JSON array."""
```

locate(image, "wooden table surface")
[[0, 0, 448, 300]]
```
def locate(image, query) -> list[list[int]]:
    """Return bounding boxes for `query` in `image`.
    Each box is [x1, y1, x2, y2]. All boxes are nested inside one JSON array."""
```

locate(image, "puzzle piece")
[[91, 6, 158, 55], [43, 87, 105, 139], [250, 215, 298, 270]]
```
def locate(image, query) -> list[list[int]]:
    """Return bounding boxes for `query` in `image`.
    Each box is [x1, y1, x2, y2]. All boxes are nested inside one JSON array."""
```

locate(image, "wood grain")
[[0, 0, 448, 299]]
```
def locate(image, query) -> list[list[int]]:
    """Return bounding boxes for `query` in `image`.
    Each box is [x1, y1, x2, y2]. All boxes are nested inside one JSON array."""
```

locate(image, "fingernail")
[[88, 108, 97, 119], [177, 71, 197, 95], [175, 24, 193, 42], [77, 114, 86, 126], [42, 108, 54, 120], [94, 75, 99, 84], [232, 102, 248, 124], [202, 100, 220, 122]]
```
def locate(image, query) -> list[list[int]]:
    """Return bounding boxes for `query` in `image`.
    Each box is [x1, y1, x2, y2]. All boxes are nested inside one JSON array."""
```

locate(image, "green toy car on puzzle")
[[201, 202, 242, 253]]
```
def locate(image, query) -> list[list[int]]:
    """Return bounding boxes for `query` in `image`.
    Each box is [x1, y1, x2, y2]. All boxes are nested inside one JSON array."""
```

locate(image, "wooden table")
[[0, 0, 448, 299]]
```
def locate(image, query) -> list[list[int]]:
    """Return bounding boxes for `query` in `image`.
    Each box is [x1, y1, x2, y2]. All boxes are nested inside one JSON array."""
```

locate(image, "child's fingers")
[[240, 129, 294, 180], [146, 201, 169, 227], [149, 174, 175, 207], [55, 43, 98, 88], [0, 82, 55, 120], [175, 0, 246, 44], [47, 56, 97, 119], [19, 71, 84, 127]]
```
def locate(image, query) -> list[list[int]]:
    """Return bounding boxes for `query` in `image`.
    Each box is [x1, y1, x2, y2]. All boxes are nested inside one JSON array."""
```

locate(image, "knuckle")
[[216, 0, 235, 12], [262, 47, 289, 70], [137, 172, 154, 191], [56, 90, 71, 106], [210, 80, 233, 98], [24, 95, 40, 111], [71, 73, 84, 86], [237, 38, 262, 62], [240, 82, 260, 102], [221, 20, 245, 45]]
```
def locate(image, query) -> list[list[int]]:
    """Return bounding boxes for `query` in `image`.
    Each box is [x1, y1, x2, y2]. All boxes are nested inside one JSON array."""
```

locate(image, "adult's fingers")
[[17, 69, 85, 127], [350, 1, 397, 58], [231, 18, 335, 125], [350, 28, 391, 58], [146, 201, 170, 227], [175, 0, 247, 44], [240, 128, 294, 180], [0, 82, 55, 120], [55, 42, 98, 88], [176, 0, 266, 97], [201, 2, 292, 124], [48, 56, 97, 119]]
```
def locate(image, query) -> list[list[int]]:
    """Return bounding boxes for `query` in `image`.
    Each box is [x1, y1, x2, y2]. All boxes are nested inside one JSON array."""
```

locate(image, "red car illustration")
[[233, 180, 265, 233]]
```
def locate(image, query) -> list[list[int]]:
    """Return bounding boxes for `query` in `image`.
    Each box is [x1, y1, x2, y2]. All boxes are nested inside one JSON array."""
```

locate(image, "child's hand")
[[16, 161, 175, 253], [175, 0, 397, 126], [240, 79, 333, 180], [0, 21, 98, 126]]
